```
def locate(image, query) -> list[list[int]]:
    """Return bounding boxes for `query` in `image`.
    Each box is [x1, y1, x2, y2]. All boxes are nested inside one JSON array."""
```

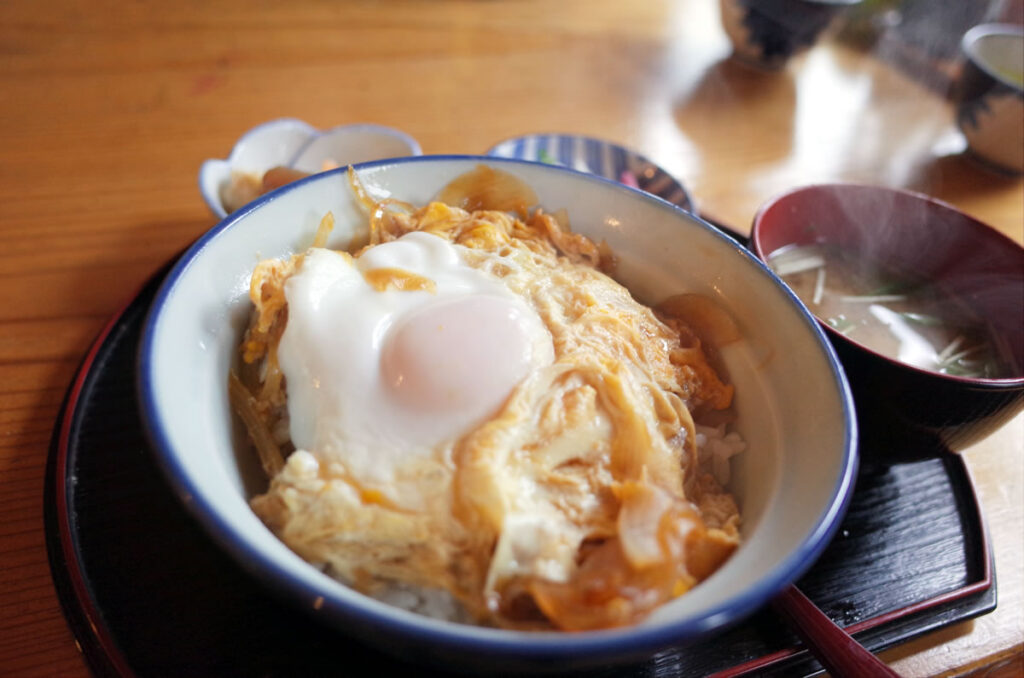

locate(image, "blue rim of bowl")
[[486, 133, 697, 214], [139, 154, 858, 664]]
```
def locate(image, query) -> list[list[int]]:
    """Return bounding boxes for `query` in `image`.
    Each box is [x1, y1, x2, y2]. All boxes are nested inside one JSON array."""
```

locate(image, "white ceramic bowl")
[[140, 156, 857, 672], [198, 118, 422, 218]]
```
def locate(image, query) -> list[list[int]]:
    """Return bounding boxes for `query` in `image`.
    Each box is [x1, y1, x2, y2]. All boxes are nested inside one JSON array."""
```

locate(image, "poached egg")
[[277, 231, 554, 505]]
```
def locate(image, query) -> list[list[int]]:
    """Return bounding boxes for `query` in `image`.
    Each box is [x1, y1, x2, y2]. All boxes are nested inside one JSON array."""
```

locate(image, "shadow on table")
[[672, 56, 798, 169], [910, 151, 1023, 207]]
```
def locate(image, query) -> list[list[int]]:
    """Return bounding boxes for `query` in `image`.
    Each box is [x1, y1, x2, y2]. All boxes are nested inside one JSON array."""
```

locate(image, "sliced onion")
[[617, 482, 672, 569], [437, 165, 538, 216], [657, 293, 742, 348], [228, 370, 285, 478]]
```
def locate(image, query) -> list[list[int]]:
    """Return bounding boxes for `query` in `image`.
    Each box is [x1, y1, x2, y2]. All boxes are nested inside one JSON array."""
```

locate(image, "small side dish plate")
[[198, 118, 422, 218]]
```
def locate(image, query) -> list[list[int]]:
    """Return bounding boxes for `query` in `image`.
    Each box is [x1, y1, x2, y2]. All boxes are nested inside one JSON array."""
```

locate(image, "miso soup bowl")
[[753, 183, 1024, 455], [139, 156, 857, 672]]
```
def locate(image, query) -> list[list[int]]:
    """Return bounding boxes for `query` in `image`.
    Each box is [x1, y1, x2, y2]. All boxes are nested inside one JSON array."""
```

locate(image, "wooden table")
[[1, 1, 1020, 675]]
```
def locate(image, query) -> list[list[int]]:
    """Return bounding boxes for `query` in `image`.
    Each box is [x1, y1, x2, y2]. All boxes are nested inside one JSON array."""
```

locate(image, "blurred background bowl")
[[752, 183, 1024, 455], [486, 133, 696, 213], [140, 156, 857, 672], [719, 0, 862, 69], [955, 23, 1024, 174]]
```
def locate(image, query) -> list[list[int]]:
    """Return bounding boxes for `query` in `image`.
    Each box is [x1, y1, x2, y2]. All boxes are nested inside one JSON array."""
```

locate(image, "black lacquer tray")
[[45, 263, 996, 678]]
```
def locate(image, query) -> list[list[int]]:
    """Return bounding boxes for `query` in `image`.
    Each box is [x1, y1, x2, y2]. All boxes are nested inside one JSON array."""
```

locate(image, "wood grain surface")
[[1, 1, 1021, 676]]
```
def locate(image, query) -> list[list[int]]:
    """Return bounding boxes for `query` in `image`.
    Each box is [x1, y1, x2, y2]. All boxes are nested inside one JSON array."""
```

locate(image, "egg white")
[[277, 232, 555, 507]]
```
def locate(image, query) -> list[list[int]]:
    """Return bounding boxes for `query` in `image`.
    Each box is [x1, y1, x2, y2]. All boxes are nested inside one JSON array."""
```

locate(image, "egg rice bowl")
[[231, 169, 744, 631]]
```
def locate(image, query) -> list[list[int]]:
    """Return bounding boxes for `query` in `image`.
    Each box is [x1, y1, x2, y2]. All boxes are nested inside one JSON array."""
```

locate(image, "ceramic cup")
[[955, 23, 1024, 174], [719, 0, 861, 69]]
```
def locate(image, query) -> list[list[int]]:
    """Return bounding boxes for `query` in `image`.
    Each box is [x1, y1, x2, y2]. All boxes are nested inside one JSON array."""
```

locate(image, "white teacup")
[[955, 23, 1024, 174]]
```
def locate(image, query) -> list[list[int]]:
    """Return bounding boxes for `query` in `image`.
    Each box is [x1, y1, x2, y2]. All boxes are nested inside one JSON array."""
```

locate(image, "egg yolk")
[[381, 295, 538, 416]]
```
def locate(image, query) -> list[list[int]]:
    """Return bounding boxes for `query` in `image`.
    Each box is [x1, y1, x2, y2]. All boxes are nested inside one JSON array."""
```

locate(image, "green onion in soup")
[[767, 244, 1012, 379]]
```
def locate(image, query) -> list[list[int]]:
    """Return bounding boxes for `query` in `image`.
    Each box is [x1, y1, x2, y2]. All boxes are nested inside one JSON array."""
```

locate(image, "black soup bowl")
[[752, 183, 1024, 456]]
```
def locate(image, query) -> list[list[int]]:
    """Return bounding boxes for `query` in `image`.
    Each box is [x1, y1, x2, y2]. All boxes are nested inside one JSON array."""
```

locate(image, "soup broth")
[[768, 244, 1013, 379]]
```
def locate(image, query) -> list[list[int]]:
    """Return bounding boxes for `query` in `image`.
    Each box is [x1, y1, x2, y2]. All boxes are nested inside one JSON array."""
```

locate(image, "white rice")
[[695, 424, 747, 486]]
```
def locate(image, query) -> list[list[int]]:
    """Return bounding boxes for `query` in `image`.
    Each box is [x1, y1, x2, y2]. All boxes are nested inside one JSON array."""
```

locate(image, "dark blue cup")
[[720, 0, 862, 69], [955, 23, 1024, 174]]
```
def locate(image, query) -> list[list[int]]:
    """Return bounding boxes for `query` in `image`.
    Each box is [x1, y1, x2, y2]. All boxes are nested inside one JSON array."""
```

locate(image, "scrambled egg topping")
[[236, 186, 740, 631]]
